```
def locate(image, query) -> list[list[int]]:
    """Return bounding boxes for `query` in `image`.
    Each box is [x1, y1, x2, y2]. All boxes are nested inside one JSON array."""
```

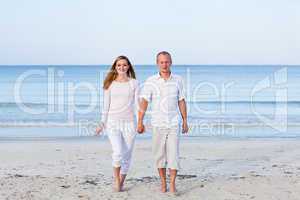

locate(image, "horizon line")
[[0, 64, 300, 67]]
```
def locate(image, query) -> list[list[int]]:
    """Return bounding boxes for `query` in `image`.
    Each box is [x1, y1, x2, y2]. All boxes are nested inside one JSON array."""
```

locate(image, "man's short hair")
[[156, 51, 172, 63]]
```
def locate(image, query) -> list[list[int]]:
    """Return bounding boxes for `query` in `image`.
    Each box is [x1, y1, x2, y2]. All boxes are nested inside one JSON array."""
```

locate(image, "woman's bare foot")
[[114, 177, 121, 192], [119, 174, 127, 191], [113, 167, 121, 192]]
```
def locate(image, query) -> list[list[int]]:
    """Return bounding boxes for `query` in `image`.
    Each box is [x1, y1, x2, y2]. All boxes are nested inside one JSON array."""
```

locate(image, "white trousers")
[[106, 119, 137, 174]]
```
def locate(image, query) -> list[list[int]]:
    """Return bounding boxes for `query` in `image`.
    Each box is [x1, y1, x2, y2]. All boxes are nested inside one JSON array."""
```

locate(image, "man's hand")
[[182, 120, 188, 134], [137, 122, 145, 134], [137, 98, 148, 134], [178, 99, 188, 134]]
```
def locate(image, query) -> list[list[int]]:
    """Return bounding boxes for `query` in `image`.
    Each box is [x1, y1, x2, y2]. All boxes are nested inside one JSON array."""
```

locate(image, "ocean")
[[0, 65, 300, 138]]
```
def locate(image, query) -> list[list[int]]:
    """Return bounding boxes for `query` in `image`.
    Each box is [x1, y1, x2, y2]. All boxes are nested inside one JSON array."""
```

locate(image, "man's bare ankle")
[[169, 182, 176, 193], [161, 183, 167, 192]]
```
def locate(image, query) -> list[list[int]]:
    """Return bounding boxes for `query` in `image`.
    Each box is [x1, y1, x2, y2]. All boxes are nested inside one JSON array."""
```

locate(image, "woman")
[[96, 55, 139, 192]]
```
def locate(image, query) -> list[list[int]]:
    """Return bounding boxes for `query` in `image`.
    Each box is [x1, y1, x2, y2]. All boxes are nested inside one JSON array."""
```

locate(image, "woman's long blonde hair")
[[103, 55, 136, 90]]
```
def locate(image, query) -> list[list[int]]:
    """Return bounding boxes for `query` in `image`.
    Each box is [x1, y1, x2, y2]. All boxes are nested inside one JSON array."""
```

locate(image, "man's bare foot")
[[169, 182, 176, 193], [161, 181, 167, 193]]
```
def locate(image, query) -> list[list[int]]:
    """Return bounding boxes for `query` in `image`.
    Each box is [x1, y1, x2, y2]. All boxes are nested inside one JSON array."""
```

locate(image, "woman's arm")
[[100, 88, 110, 128]]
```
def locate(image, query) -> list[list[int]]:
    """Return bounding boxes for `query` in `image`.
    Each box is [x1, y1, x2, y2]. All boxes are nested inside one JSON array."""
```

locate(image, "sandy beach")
[[1, 137, 300, 200]]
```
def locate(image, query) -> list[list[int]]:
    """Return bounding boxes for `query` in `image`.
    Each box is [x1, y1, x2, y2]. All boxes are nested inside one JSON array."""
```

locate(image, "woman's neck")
[[115, 74, 129, 82]]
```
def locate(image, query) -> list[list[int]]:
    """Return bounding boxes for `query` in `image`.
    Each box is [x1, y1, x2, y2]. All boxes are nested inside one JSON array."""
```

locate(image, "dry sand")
[[1, 137, 300, 200]]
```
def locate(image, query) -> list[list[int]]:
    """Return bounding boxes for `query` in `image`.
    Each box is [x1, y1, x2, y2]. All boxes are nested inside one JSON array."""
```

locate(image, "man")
[[137, 51, 188, 193]]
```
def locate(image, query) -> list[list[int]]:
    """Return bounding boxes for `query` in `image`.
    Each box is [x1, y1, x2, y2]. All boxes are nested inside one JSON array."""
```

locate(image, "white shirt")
[[140, 72, 186, 128], [101, 78, 139, 126]]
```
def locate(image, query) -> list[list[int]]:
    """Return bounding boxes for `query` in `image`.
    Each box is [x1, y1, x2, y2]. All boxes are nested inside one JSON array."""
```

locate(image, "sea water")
[[0, 65, 300, 138]]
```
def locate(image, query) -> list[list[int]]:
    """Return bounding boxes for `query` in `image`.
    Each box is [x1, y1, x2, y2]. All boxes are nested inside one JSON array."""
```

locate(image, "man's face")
[[157, 54, 172, 73]]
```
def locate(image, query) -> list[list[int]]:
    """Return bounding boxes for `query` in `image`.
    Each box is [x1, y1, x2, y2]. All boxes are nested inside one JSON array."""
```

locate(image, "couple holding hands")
[[96, 51, 188, 193]]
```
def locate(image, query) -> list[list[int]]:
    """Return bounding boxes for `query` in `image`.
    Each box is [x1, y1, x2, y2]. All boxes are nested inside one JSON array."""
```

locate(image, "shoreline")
[[1, 134, 300, 142]]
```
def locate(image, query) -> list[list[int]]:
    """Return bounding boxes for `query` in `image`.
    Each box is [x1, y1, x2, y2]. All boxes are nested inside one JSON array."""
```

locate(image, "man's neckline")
[[157, 72, 172, 81]]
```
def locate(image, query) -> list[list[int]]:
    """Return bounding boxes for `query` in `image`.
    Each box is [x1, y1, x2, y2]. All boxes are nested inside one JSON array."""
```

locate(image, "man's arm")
[[178, 99, 188, 134], [137, 98, 148, 133]]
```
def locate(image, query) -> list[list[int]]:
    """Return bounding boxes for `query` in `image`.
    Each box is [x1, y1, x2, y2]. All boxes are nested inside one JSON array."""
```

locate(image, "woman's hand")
[[95, 123, 104, 136]]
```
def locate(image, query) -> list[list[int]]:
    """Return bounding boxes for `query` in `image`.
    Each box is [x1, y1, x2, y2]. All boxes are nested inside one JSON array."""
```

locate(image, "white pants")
[[106, 119, 137, 174]]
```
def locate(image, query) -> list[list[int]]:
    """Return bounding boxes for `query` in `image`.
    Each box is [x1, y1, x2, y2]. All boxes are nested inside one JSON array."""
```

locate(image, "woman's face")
[[115, 59, 129, 75]]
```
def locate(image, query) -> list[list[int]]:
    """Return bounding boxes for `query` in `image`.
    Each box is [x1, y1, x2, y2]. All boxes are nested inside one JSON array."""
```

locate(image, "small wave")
[[187, 100, 300, 105], [1, 100, 300, 107], [0, 102, 100, 107], [1, 121, 300, 128], [0, 122, 78, 128], [188, 122, 300, 128]]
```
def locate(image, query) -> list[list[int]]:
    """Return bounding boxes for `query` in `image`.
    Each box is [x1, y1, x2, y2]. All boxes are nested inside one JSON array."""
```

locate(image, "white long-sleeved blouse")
[[100, 78, 139, 127]]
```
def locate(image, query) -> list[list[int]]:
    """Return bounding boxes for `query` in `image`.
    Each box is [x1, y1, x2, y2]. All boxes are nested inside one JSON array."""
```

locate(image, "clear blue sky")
[[1, 0, 299, 65]]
